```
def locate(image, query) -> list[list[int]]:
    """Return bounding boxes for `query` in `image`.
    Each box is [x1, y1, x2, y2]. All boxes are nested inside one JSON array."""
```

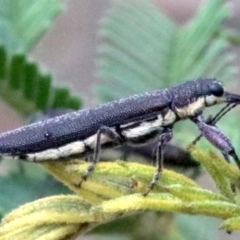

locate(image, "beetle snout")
[[224, 92, 240, 104]]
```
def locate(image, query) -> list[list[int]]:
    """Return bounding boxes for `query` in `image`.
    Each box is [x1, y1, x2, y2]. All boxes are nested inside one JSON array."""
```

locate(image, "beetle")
[[0, 78, 240, 193], [28, 109, 200, 169]]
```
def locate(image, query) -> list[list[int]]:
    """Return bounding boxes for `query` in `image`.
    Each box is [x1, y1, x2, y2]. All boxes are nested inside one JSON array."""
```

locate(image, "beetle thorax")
[[173, 97, 205, 119], [169, 79, 213, 119]]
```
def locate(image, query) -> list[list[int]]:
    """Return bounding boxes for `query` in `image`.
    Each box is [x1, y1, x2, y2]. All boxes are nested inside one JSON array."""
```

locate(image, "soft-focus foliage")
[[1, 148, 240, 239], [1, 0, 240, 239]]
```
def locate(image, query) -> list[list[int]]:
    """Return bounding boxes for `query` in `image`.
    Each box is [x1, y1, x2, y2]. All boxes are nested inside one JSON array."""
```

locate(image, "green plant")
[[0, 0, 81, 219], [1, 0, 240, 240]]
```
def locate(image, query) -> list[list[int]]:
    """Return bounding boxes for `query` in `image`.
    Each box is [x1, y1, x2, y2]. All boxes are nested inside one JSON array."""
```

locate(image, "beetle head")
[[170, 78, 240, 118]]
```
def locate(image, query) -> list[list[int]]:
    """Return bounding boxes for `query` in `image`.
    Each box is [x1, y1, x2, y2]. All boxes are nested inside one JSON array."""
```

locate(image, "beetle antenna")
[[211, 103, 238, 124]]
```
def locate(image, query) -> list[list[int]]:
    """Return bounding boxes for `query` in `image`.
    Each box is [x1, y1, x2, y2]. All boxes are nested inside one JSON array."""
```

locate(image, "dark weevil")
[[0, 78, 240, 194]]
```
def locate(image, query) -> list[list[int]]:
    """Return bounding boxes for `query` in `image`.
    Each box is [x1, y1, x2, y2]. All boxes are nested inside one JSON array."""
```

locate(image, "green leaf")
[[176, 215, 219, 240], [97, 0, 176, 100], [52, 87, 72, 109], [90, 212, 179, 240], [169, 0, 233, 82], [0, 0, 64, 53], [0, 169, 69, 216], [3, 159, 240, 239], [9, 54, 25, 90], [96, 0, 236, 102], [0, 46, 82, 116]]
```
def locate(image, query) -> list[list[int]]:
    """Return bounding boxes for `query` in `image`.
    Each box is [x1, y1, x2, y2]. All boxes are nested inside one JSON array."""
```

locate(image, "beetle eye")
[[209, 82, 224, 97]]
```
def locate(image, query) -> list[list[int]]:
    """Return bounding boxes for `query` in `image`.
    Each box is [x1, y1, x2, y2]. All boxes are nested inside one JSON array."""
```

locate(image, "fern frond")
[[97, 0, 176, 100], [169, 0, 233, 82], [96, 0, 236, 101], [0, 0, 64, 53], [0, 46, 81, 116]]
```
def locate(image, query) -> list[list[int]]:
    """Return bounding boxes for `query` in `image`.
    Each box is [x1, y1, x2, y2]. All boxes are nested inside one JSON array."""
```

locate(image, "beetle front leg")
[[143, 127, 173, 196], [80, 126, 122, 185], [191, 115, 240, 169]]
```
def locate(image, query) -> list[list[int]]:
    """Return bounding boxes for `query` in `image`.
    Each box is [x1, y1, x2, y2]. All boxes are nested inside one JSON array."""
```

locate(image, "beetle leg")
[[143, 127, 173, 196], [191, 115, 240, 169], [80, 126, 122, 185]]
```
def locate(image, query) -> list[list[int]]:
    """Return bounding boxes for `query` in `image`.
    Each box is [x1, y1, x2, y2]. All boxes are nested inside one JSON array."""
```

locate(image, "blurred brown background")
[[1, 0, 240, 239]]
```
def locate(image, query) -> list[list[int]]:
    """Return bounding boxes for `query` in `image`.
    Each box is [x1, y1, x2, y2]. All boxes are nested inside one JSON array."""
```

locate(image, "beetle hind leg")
[[143, 127, 173, 196], [79, 126, 122, 186]]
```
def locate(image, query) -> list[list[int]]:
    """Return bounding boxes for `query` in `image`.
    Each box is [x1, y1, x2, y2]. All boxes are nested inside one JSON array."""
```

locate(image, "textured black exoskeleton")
[[0, 78, 240, 194]]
